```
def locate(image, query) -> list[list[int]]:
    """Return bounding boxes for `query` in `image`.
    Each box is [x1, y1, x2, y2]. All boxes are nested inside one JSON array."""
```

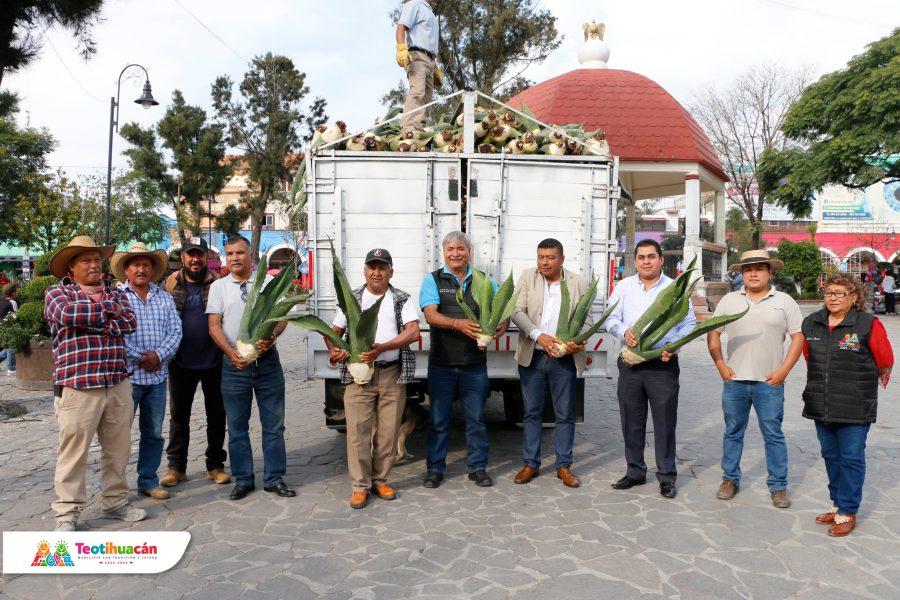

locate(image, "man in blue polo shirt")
[[419, 231, 503, 489]]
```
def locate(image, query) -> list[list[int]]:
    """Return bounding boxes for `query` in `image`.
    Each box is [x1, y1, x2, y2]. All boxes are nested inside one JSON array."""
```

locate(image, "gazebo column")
[[715, 189, 728, 277], [684, 172, 704, 293]]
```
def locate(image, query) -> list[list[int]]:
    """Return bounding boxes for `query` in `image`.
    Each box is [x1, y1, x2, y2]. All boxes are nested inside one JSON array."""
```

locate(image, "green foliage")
[[0, 0, 104, 86], [34, 245, 62, 276], [121, 89, 231, 239], [15, 301, 47, 337], [212, 53, 318, 257], [0, 315, 31, 352], [760, 29, 900, 210], [19, 275, 58, 303], [389, 0, 561, 97], [76, 172, 168, 247], [216, 204, 251, 236], [775, 238, 822, 282], [8, 172, 82, 253]]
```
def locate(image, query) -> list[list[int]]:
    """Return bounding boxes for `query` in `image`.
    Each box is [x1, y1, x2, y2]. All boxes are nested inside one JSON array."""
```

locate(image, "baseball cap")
[[365, 248, 393, 266], [183, 236, 210, 253]]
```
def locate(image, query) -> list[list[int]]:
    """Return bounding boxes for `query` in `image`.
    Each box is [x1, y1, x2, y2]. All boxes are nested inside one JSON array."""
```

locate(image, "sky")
[[5, 0, 898, 179]]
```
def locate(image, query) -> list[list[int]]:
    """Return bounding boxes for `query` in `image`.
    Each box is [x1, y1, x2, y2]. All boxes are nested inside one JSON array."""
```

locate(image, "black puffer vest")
[[801, 307, 879, 424], [429, 268, 485, 366]]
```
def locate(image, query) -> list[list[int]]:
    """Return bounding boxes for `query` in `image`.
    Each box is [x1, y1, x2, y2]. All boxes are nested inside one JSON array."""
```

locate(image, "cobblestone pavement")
[[1, 312, 898, 599]]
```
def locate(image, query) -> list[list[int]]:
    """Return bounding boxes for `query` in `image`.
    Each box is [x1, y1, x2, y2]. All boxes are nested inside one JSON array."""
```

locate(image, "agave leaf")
[[640, 288, 693, 351], [637, 306, 750, 362], [472, 269, 494, 331], [487, 273, 515, 332], [329, 239, 360, 327], [237, 254, 270, 341], [264, 314, 349, 350], [493, 287, 519, 330], [554, 278, 572, 340], [455, 285, 480, 323], [570, 300, 619, 344], [248, 263, 297, 334], [350, 295, 385, 361]]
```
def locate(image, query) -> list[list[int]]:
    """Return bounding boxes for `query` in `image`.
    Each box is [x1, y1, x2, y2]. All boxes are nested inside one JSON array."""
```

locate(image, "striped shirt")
[[45, 278, 138, 389], [120, 282, 182, 385]]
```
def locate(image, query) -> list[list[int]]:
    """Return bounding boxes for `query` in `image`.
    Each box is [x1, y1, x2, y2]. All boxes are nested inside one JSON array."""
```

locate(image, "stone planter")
[[15, 339, 54, 391]]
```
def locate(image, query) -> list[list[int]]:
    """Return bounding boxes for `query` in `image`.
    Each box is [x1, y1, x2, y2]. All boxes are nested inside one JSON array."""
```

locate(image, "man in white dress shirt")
[[605, 239, 696, 499]]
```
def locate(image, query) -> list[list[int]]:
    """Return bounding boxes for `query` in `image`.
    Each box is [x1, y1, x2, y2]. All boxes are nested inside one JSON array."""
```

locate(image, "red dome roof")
[[509, 69, 727, 182]]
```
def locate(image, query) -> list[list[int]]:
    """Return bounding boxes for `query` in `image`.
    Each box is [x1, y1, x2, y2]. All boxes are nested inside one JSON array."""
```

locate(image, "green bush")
[[33, 244, 65, 277], [18, 276, 58, 303], [0, 315, 32, 352], [15, 301, 49, 339], [801, 276, 820, 296]]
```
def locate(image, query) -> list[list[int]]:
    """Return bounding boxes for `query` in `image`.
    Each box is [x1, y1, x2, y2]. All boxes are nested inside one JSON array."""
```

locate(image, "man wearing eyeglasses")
[[207, 235, 294, 501], [706, 250, 804, 509]]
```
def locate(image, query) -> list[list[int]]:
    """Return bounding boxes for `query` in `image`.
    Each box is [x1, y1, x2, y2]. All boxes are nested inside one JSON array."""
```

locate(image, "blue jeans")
[[426, 362, 490, 473], [721, 380, 788, 491], [519, 352, 576, 470], [0, 348, 15, 371], [131, 381, 168, 490], [815, 421, 870, 515], [222, 349, 286, 487]]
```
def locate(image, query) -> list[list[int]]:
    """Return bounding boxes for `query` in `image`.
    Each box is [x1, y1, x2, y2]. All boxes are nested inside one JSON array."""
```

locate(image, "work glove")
[[396, 43, 412, 68], [433, 66, 444, 88]]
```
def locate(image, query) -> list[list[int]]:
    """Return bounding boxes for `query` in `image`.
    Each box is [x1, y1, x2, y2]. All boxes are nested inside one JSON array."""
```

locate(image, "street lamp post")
[[105, 64, 159, 246]]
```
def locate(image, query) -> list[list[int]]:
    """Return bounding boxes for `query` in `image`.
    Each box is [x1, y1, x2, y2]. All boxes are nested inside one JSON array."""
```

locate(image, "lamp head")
[[135, 80, 159, 109]]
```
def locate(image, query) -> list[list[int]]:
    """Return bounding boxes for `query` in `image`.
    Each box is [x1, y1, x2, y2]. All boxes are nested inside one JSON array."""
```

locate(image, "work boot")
[[771, 490, 791, 509], [350, 491, 368, 509], [717, 479, 739, 500], [139, 487, 170, 500], [372, 484, 397, 500], [160, 469, 186, 487], [207, 469, 232, 484]]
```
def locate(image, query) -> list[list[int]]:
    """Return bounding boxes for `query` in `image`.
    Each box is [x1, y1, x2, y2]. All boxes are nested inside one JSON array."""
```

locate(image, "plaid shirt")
[[45, 278, 138, 389], [120, 282, 182, 385]]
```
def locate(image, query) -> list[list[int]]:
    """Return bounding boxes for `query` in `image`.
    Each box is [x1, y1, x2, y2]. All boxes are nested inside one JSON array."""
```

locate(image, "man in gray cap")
[[327, 248, 420, 509]]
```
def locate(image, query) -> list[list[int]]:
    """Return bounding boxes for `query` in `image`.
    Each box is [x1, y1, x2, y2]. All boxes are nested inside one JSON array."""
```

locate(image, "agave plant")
[[235, 256, 311, 361], [619, 258, 749, 365], [266, 242, 383, 384], [552, 278, 619, 355], [456, 270, 518, 349]]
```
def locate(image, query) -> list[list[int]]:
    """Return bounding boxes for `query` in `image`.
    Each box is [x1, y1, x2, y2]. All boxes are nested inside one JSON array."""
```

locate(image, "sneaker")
[[55, 519, 77, 532], [103, 502, 147, 522], [6, 370, 15, 377]]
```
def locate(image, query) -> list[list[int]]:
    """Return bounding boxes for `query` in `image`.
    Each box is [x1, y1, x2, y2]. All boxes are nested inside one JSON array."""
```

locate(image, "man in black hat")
[[161, 237, 230, 488], [327, 248, 420, 509]]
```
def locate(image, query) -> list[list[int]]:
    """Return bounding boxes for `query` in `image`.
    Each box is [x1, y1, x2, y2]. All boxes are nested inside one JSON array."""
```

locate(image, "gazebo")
[[510, 23, 729, 293]]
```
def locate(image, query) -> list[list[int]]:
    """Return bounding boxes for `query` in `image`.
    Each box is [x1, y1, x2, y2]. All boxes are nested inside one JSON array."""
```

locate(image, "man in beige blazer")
[[511, 239, 590, 488]]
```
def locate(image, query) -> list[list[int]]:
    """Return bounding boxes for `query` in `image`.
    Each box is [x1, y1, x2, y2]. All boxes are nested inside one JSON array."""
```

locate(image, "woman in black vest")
[[801, 273, 893, 537]]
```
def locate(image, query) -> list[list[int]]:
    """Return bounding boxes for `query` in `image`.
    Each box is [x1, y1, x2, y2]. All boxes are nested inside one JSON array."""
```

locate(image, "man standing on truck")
[[606, 240, 696, 499], [395, 0, 443, 132], [510, 239, 588, 488], [327, 249, 420, 510], [419, 231, 502, 488]]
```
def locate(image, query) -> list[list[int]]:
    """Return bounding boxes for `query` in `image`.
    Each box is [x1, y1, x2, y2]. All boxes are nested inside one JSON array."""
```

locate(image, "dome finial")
[[578, 20, 610, 69]]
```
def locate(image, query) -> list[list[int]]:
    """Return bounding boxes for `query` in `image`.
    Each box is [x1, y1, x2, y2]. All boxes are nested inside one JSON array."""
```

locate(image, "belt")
[[374, 359, 400, 368], [409, 46, 436, 59]]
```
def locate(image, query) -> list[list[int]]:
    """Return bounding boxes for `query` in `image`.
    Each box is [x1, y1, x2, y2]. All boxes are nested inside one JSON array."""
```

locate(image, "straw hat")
[[110, 242, 169, 284], [49, 236, 115, 279], [729, 249, 784, 273]]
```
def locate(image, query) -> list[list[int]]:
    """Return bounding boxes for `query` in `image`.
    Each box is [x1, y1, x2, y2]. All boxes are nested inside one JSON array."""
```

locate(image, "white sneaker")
[[6, 370, 15, 376], [103, 502, 147, 522], [55, 519, 77, 532]]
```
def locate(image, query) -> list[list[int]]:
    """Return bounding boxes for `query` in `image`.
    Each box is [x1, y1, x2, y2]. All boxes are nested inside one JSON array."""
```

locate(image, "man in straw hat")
[[112, 242, 182, 501], [45, 236, 146, 531], [707, 249, 804, 509]]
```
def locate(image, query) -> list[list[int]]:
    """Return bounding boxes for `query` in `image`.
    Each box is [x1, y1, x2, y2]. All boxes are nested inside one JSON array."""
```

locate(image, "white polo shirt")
[[332, 288, 418, 362]]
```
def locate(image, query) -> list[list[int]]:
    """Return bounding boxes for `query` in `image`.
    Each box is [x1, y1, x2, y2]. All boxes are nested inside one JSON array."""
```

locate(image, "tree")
[[725, 207, 755, 264], [691, 64, 813, 248], [775, 238, 822, 294], [302, 97, 328, 144], [0, 93, 55, 235], [0, 0, 104, 87], [77, 172, 168, 247], [9, 171, 82, 253], [389, 0, 562, 98], [120, 90, 231, 243], [216, 204, 251, 236], [758, 29, 899, 215], [212, 52, 313, 258]]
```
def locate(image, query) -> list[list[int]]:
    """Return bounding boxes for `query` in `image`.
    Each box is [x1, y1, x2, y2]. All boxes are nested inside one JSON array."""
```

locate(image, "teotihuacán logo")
[[3, 532, 190, 574]]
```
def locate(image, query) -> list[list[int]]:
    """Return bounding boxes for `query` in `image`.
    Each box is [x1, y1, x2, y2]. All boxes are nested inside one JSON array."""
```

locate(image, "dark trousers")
[[815, 420, 870, 515], [519, 352, 576, 470], [616, 357, 679, 484], [426, 362, 490, 473], [166, 362, 228, 472], [885, 292, 895, 314]]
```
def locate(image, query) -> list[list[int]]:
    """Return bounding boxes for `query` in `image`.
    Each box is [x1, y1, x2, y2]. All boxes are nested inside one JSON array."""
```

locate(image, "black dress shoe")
[[611, 475, 646, 490], [229, 484, 255, 500], [423, 471, 444, 488], [468, 469, 493, 487], [660, 482, 677, 498], [264, 481, 296, 497]]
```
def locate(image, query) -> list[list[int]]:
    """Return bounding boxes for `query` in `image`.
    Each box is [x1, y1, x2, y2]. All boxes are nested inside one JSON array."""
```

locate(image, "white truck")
[[302, 92, 621, 428]]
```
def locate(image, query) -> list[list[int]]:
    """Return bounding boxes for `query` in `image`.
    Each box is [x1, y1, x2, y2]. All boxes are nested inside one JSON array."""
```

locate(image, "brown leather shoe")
[[828, 514, 856, 537], [557, 467, 580, 488], [207, 469, 232, 485], [514, 465, 539, 484], [139, 487, 170, 500], [771, 490, 792, 508], [816, 507, 838, 524], [160, 469, 186, 487], [372, 484, 397, 500], [717, 479, 738, 500], [349, 491, 368, 509]]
